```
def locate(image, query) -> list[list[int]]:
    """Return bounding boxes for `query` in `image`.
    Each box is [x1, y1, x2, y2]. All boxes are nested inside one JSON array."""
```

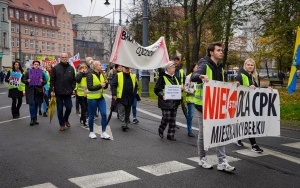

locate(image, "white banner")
[[203, 81, 280, 150], [109, 27, 170, 69]]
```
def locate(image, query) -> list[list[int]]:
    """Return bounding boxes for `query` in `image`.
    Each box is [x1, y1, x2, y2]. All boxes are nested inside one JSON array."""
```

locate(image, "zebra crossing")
[[22, 141, 300, 188]]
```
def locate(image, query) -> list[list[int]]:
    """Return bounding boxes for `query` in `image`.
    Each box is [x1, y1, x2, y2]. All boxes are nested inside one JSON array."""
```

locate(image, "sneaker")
[[43, 112, 47, 117], [217, 160, 236, 172], [89, 132, 97, 139], [176, 125, 180, 129], [39, 110, 42, 116], [101, 132, 111, 139], [236, 140, 244, 147], [198, 157, 213, 169], [188, 132, 195, 137], [252, 145, 264, 153], [133, 118, 139, 124]]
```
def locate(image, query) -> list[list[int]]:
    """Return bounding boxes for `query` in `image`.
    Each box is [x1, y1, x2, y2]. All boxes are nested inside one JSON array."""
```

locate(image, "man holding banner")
[[191, 42, 236, 171]]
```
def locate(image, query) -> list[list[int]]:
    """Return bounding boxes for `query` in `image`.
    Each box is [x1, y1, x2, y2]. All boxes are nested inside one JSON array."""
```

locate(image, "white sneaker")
[[89, 132, 97, 139], [101, 132, 110, 139], [198, 157, 213, 169], [217, 159, 236, 171]]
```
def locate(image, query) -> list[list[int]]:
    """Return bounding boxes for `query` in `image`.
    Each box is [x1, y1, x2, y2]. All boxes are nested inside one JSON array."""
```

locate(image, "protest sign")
[[9, 72, 22, 88], [29, 69, 43, 86], [164, 85, 182, 100]]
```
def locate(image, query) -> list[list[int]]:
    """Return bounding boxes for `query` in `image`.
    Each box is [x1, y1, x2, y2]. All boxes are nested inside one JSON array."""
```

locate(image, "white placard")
[[164, 85, 181, 100]]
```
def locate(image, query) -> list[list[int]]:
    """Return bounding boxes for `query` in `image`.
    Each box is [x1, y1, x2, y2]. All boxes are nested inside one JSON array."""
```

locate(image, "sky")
[[48, 0, 134, 24]]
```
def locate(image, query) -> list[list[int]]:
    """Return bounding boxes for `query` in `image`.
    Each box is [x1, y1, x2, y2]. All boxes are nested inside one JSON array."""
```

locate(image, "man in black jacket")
[[50, 53, 76, 131]]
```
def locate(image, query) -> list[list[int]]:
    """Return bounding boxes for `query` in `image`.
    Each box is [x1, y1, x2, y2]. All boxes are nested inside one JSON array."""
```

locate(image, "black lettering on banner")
[[256, 121, 261, 134], [244, 121, 248, 135], [211, 126, 219, 144], [261, 121, 265, 134], [268, 93, 277, 116], [260, 93, 268, 116], [252, 121, 256, 134], [252, 92, 260, 116], [245, 92, 250, 116], [237, 91, 244, 117], [221, 126, 225, 142], [136, 47, 154, 57], [248, 121, 252, 135]]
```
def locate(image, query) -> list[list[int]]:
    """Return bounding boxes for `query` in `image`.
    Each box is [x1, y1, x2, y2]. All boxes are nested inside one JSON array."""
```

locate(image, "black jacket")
[[111, 72, 137, 106], [75, 72, 87, 84], [50, 62, 76, 95], [236, 68, 259, 87], [154, 72, 181, 110], [86, 71, 108, 98], [191, 56, 223, 111]]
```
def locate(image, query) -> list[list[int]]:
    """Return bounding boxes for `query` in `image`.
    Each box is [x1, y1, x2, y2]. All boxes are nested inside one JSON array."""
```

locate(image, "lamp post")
[[141, 0, 149, 97], [104, 0, 122, 26], [18, 16, 22, 65]]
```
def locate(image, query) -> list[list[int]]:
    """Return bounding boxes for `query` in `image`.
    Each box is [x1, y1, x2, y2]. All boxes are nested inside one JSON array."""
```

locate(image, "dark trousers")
[[159, 109, 177, 138], [11, 97, 22, 117], [77, 95, 88, 124], [117, 103, 131, 126], [56, 95, 72, 126], [75, 94, 80, 111]]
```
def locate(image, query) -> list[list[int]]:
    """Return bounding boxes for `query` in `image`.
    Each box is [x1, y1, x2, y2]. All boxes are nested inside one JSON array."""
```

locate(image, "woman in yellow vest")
[[235, 58, 264, 153], [5, 61, 25, 119], [76, 64, 89, 128], [184, 63, 198, 137], [86, 61, 110, 139], [154, 62, 182, 141]]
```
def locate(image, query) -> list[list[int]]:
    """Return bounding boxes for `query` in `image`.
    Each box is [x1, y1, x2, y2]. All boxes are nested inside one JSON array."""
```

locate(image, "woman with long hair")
[[5, 61, 25, 119]]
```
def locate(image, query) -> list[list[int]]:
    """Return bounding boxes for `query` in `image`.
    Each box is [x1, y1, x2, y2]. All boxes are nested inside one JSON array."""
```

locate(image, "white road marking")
[[282, 142, 300, 149], [0, 92, 6, 95], [23, 182, 58, 188], [238, 143, 300, 164], [138, 161, 195, 176], [68, 170, 139, 188], [234, 149, 269, 157], [0, 103, 26, 110], [188, 155, 240, 166], [0, 116, 30, 124]]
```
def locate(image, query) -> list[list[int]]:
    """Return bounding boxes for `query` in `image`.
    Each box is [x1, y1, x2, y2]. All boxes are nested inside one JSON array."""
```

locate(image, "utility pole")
[[141, 0, 149, 97]]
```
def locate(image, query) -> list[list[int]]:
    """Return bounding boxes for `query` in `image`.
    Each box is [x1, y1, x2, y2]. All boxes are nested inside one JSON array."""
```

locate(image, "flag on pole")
[[287, 27, 300, 94], [69, 53, 80, 69], [109, 27, 170, 70]]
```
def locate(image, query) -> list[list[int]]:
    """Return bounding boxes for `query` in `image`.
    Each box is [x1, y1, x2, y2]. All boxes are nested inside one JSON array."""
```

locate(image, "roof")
[[53, 4, 63, 15], [8, 0, 56, 17]]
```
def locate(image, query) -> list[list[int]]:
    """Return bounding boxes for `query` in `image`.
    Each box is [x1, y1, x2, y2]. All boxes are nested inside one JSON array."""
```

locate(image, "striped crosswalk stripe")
[[68, 170, 139, 188], [138, 161, 195, 176], [23, 182, 58, 188], [282, 142, 300, 149]]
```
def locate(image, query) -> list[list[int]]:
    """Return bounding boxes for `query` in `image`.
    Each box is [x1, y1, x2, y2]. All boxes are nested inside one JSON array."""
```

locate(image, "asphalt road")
[[0, 85, 299, 188]]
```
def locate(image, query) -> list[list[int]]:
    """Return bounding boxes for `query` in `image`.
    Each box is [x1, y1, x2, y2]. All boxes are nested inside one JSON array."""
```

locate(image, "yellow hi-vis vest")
[[163, 75, 179, 86], [117, 72, 136, 99], [194, 65, 224, 106], [77, 77, 87, 97], [241, 73, 250, 86], [7, 70, 25, 92], [185, 73, 195, 103], [87, 73, 105, 99], [179, 69, 184, 86]]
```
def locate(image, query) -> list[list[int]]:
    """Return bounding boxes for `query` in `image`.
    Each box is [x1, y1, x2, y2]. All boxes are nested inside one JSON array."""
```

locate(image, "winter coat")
[[5, 70, 24, 98], [154, 72, 181, 110], [50, 62, 76, 95], [22, 69, 47, 104], [236, 68, 259, 87]]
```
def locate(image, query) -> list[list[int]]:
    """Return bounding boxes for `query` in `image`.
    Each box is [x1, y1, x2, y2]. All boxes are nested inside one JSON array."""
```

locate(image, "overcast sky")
[[48, 0, 133, 24]]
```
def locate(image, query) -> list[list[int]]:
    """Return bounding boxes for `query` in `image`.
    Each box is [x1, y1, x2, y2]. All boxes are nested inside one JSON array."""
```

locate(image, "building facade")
[[0, 0, 10, 69]]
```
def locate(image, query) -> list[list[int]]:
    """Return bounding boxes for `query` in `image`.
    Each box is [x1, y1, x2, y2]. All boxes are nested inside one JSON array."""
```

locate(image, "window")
[[24, 26, 28, 34], [11, 37, 15, 47], [51, 19, 55, 26], [25, 39, 29, 48], [2, 8, 6, 21], [67, 45, 70, 53], [30, 40, 34, 49], [15, 10, 19, 19], [24, 12, 27, 20], [16, 38, 19, 47], [62, 32, 65, 40], [62, 20, 65, 28], [3, 32, 7, 48], [51, 31, 55, 38], [58, 44, 61, 52], [35, 15, 38, 22], [42, 42, 45, 50], [35, 28, 39, 36], [52, 43, 55, 51], [29, 14, 32, 21], [58, 32, 61, 39], [67, 22, 69, 29], [66, 33, 70, 41], [30, 27, 34, 35], [9, 9, 14, 17], [41, 17, 45, 24], [57, 20, 61, 27], [35, 41, 39, 50], [42, 29, 45, 37], [63, 44, 66, 52], [16, 24, 19, 33], [47, 42, 50, 51], [46, 18, 50, 25], [47, 30, 50, 38], [11, 24, 15, 32]]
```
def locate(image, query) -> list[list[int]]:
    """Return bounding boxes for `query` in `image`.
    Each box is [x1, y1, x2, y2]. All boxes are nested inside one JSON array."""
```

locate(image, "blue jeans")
[[29, 101, 39, 118], [132, 97, 137, 118], [187, 103, 195, 133], [56, 95, 73, 126], [87, 98, 107, 132], [43, 90, 49, 112]]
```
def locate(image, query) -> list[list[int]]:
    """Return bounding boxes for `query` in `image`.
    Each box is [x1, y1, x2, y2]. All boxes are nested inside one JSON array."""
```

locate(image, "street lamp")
[[141, 0, 149, 97], [104, 0, 122, 26], [18, 16, 22, 65]]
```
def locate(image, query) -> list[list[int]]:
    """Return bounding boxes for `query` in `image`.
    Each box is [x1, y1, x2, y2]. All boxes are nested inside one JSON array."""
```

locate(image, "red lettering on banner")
[[219, 87, 229, 119], [204, 86, 217, 120], [228, 90, 237, 118]]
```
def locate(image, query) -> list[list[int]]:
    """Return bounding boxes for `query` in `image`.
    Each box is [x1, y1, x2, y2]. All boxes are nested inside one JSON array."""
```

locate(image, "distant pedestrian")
[[130, 68, 139, 124], [50, 53, 76, 131], [154, 62, 182, 141], [5, 61, 25, 119], [22, 60, 47, 126], [86, 61, 110, 139]]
